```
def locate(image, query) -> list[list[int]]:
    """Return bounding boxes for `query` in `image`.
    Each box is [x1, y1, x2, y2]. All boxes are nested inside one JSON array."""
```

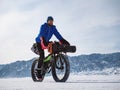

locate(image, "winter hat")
[[47, 16, 54, 22]]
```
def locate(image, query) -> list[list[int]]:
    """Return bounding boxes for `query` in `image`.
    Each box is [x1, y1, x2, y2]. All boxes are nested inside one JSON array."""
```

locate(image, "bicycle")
[[31, 41, 76, 82]]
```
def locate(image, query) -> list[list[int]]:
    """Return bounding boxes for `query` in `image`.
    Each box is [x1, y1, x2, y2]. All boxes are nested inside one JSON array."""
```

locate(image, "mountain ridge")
[[0, 52, 120, 78]]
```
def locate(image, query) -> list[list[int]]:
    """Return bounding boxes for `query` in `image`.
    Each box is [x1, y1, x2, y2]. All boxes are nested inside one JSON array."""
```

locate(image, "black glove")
[[60, 38, 70, 46]]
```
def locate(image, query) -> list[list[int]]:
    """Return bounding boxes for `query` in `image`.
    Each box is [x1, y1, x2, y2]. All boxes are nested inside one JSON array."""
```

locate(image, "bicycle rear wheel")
[[52, 54, 70, 82], [31, 58, 44, 82]]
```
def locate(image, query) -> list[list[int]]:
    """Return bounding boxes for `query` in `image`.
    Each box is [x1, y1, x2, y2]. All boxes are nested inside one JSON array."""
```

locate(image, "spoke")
[[55, 56, 66, 80]]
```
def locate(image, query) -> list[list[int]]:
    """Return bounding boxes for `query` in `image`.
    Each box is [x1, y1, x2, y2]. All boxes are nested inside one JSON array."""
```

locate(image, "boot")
[[36, 68, 42, 80]]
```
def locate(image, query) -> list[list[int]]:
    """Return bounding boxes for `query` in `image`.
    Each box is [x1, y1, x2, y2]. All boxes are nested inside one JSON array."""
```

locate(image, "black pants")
[[36, 42, 45, 68]]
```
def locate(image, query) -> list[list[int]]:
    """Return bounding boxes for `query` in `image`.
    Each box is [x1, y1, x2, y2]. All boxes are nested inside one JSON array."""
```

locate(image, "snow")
[[0, 74, 120, 90]]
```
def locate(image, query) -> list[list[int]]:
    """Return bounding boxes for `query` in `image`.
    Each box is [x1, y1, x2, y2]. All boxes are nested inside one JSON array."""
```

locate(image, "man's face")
[[47, 20, 53, 26]]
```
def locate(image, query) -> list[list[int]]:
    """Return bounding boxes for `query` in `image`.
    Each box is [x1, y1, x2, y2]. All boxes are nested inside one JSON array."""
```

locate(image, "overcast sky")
[[0, 0, 120, 64]]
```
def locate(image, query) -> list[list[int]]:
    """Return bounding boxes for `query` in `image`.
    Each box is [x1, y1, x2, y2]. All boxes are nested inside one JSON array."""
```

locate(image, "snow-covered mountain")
[[0, 52, 120, 78], [69, 52, 120, 75]]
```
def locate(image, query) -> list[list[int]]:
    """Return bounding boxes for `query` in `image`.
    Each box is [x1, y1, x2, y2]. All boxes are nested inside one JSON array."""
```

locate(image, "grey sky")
[[0, 0, 120, 64]]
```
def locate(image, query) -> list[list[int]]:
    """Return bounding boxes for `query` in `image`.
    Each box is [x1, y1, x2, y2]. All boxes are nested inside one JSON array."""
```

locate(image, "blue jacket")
[[36, 23, 63, 43]]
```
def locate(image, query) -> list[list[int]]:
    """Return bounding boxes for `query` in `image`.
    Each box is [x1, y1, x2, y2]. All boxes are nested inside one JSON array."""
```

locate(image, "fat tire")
[[31, 59, 44, 82], [52, 54, 70, 82]]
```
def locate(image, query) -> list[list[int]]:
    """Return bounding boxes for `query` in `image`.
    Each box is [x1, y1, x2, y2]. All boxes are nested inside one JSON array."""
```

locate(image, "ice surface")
[[0, 74, 120, 90]]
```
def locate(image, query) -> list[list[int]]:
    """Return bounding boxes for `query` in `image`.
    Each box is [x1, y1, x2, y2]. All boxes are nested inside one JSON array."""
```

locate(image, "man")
[[35, 16, 70, 79]]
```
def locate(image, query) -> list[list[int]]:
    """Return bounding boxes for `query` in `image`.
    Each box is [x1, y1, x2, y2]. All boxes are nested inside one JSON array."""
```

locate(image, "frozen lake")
[[0, 75, 120, 90]]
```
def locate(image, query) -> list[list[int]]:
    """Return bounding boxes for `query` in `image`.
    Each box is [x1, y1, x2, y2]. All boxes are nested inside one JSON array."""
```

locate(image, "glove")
[[60, 38, 70, 46]]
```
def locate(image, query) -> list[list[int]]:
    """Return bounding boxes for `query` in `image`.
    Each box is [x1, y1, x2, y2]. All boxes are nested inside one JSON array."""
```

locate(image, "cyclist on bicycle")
[[35, 16, 70, 79]]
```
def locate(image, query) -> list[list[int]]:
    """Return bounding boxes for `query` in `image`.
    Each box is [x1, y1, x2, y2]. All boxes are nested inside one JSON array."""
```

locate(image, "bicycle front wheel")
[[52, 54, 70, 82]]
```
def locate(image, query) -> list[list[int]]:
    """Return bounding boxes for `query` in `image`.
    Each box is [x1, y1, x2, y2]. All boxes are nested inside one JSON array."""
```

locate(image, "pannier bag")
[[48, 42, 76, 54], [31, 43, 40, 55]]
